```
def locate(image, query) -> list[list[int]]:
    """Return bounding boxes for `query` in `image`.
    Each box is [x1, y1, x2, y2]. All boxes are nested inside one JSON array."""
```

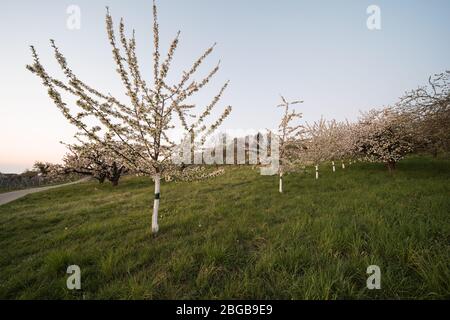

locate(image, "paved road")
[[0, 179, 87, 206]]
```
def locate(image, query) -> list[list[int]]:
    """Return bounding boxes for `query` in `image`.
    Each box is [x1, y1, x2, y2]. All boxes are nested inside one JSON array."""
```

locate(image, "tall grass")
[[0, 156, 448, 299]]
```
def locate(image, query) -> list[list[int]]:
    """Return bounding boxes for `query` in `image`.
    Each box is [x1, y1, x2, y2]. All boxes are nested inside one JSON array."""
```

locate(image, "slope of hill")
[[0, 156, 448, 299]]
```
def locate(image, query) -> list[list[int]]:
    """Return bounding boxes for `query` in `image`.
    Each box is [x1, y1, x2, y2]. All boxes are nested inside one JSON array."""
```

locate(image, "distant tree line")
[[0, 162, 77, 191]]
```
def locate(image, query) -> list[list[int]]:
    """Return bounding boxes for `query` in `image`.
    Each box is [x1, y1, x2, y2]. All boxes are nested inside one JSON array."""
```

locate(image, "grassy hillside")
[[0, 156, 449, 299]]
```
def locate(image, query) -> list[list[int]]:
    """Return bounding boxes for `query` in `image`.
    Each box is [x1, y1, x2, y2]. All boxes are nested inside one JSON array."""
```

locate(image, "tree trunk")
[[386, 161, 396, 173], [315, 165, 319, 180], [109, 163, 121, 186], [432, 148, 438, 158], [152, 174, 160, 234], [279, 172, 283, 193], [332, 161, 335, 172], [98, 174, 106, 184]]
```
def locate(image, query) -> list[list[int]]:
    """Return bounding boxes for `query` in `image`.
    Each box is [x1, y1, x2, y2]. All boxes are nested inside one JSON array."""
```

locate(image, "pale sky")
[[1, 0, 449, 173]]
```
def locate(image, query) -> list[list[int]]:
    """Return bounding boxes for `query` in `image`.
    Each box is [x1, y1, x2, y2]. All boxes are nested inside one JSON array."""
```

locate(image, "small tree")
[[305, 118, 330, 179], [27, 1, 231, 233], [398, 71, 450, 157], [63, 140, 129, 186], [353, 107, 415, 172], [276, 96, 304, 192], [323, 120, 355, 170], [33, 161, 52, 176], [33, 161, 67, 183]]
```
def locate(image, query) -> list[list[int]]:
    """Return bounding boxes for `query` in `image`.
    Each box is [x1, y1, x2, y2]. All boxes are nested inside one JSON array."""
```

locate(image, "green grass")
[[0, 156, 449, 299]]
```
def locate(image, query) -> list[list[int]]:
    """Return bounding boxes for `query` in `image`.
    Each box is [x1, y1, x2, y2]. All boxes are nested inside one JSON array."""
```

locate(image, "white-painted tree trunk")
[[332, 161, 335, 172], [315, 165, 319, 179], [341, 161, 345, 169], [152, 174, 160, 234], [279, 172, 283, 193]]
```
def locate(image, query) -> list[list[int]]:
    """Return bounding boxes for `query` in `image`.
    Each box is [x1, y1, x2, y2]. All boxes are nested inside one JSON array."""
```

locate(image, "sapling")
[[305, 118, 328, 180], [27, 1, 232, 233], [276, 96, 304, 193]]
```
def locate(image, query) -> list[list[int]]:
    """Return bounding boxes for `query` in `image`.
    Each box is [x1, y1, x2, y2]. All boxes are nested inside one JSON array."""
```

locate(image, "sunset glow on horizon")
[[1, 0, 449, 173]]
